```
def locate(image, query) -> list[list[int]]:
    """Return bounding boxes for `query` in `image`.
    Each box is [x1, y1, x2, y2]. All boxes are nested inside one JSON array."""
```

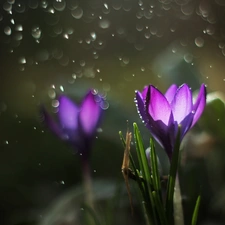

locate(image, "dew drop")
[[71, 7, 83, 19], [184, 54, 193, 63], [4, 26, 11, 35], [195, 37, 204, 48]]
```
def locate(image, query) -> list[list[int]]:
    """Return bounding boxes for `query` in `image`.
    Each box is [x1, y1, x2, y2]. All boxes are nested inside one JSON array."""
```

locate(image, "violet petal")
[[79, 91, 102, 135], [171, 84, 192, 124], [191, 84, 207, 127], [58, 95, 79, 130], [148, 85, 172, 126], [165, 84, 178, 104], [135, 90, 149, 124]]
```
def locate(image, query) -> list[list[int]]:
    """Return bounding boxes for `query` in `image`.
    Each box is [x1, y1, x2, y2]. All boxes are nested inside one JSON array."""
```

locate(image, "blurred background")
[[1, 0, 225, 224]]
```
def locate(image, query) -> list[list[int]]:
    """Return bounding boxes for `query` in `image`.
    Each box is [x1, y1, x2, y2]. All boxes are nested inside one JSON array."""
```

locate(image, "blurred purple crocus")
[[41, 90, 103, 160], [135, 84, 206, 160]]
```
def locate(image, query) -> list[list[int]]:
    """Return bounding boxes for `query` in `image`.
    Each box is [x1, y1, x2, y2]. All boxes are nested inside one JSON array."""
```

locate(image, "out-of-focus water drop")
[[71, 7, 83, 19], [3, 2, 12, 11], [15, 24, 23, 31], [184, 53, 193, 63], [90, 32, 97, 41], [53, 0, 66, 11], [98, 19, 110, 29], [31, 26, 42, 39], [195, 37, 204, 47], [28, 0, 38, 9], [48, 89, 56, 99], [52, 100, 59, 107], [18, 56, 26, 64], [4, 26, 11, 35]]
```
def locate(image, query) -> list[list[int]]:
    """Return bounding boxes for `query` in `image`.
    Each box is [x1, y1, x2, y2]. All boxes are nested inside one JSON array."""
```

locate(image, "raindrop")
[[112, 0, 122, 10], [63, 33, 69, 39], [14, 2, 26, 13], [16, 27, 24, 35], [5, 140, 9, 145], [8, 0, 15, 4], [135, 43, 144, 51], [184, 53, 193, 63], [98, 19, 110, 29], [52, 48, 63, 59], [150, 26, 157, 35], [219, 42, 225, 49], [53, 0, 66, 11], [71, 7, 83, 19], [80, 60, 85, 67], [13, 32, 23, 41], [195, 37, 204, 47], [4, 26, 11, 35], [100, 100, 109, 110], [3, 2, 12, 11], [53, 25, 63, 35], [144, 31, 151, 39], [18, 56, 26, 64], [181, 2, 195, 16], [58, 55, 69, 66], [122, 57, 130, 65], [90, 32, 97, 41], [60, 85, 64, 92], [11, 19, 15, 24], [206, 25, 215, 35], [97, 128, 103, 132], [48, 89, 56, 99], [41, 0, 48, 8], [31, 26, 42, 39], [28, 0, 38, 9], [52, 100, 59, 107], [67, 0, 78, 10], [123, 1, 132, 11], [141, 66, 145, 71], [136, 23, 144, 32], [103, 3, 108, 9]]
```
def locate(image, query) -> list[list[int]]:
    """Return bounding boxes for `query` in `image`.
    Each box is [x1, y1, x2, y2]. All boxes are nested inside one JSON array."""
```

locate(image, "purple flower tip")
[[41, 90, 103, 158], [135, 83, 206, 160]]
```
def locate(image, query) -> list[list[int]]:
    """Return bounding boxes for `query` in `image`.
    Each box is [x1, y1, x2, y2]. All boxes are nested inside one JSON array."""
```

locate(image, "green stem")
[[82, 158, 94, 210], [166, 127, 181, 225]]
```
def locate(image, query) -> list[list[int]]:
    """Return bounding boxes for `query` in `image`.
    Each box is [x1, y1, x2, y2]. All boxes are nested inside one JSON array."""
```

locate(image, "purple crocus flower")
[[135, 84, 206, 160], [41, 90, 103, 160]]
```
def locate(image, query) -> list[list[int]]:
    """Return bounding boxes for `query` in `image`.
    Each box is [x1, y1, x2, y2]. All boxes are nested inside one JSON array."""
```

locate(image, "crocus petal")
[[165, 84, 178, 104], [191, 84, 207, 127], [135, 90, 148, 123], [58, 95, 79, 130], [147, 85, 172, 125], [179, 112, 194, 139], [40, 106, 64, 138], [79, 91, 102, 135], [141, 86, 149, 99], [171, 84, 192, 124]]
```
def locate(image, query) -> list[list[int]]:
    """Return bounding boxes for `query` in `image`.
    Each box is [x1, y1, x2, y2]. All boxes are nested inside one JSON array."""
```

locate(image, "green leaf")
[[191, 195, 201, 225], [133, 123, 157, 224], [150, 138, 162, 197], [152, 191, 168, 225]]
